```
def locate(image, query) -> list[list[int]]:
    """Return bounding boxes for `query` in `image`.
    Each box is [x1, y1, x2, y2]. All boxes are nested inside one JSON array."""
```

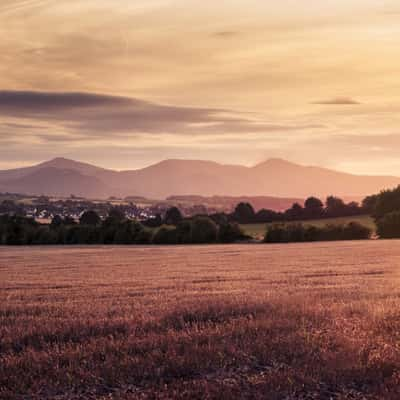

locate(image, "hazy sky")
[[1, 0, 400, 174]]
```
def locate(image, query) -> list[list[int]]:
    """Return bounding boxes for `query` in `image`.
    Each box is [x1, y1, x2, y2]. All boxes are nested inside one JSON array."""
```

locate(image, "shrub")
[[218, 222, 247, 243], [264, 222, 371, 243], [79, 210, 101, 226], [103, 207, 126, 227], [32, 226, 59, 245], [264, 224, 291, 243], [113, 221, 137, 244], [376, 212, 400, 239], [142, 214, 163, 228], [0, 215, 39, 245], [232, 202, 256, 224], [342, 222, 371, 240], [304, 197, 324, 219], [104, 221, 151, 245], [209, 212, 229, 226], [373, 186, 400, 219], [164, 207, 183, 225], [190, 217, 218, 244], [152, 226, 179, 245], [65, 225, 100, 244], [175, 220, 192, 244]]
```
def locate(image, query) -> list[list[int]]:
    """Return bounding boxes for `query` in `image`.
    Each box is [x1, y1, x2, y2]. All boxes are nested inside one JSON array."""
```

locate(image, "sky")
[[0, 0, 400, 174]]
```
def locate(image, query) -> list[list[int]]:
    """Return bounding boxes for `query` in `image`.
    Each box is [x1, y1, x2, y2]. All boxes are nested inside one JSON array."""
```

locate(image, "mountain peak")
[[38, 157, 109, 174], [254, 158, 301, 169]]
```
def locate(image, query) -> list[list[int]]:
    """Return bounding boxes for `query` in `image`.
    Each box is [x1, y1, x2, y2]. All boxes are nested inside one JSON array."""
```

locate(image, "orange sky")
[[1, 0, 400, 174]]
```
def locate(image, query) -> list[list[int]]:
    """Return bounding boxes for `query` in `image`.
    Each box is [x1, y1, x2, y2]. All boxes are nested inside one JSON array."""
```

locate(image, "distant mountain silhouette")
[[0, 157, 398, 199]]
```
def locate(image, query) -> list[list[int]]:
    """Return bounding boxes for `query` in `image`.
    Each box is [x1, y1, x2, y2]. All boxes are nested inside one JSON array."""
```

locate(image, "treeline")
[[264, 222, 371, 243], [229, 196, 365, 224], [262, 184, 400, 243], [365, 186, 400, 239], [5, 185, 400, 245], [0, 208, 247, 246]]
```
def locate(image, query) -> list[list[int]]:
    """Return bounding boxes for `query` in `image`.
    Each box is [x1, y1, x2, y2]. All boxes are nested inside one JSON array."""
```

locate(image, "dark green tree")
[[79, 210, 101, 226], [152, 226, 178, 244], [373, 187, 400, 219], [232, 202, 255, 224], [190, 217, 218, 244], [218, 222, 246, 243], [50, 215, 63, 229], [304, 197, 324, 219], [107, 207, 126, 224], [164, 207, 183, 225], [325, 196, 346, 217], [376, 211, 400, 239], [284, 203, 304, 221], [362, 194, 379, 214]]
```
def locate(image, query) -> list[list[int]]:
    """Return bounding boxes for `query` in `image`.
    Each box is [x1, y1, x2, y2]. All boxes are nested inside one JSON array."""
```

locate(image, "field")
[[1, 242, 400, 399], [241, 215, 375, 239]]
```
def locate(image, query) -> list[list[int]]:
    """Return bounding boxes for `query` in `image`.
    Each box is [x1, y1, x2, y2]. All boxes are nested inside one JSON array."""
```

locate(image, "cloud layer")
[[0, 90, 319, 138], [1, 0, 400, 173], [312, 97, 361, 105]]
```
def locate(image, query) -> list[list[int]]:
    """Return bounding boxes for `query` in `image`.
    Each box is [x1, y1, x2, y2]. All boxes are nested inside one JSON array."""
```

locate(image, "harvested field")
[[1, 242, 400, 399]]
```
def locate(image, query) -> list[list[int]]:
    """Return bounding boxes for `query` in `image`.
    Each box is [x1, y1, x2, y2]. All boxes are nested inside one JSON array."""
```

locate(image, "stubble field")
[[1, 242, 400, 399]]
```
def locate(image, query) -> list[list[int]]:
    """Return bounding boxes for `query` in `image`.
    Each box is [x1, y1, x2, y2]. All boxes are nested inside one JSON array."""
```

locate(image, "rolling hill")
[[0, 157, 398, 200]]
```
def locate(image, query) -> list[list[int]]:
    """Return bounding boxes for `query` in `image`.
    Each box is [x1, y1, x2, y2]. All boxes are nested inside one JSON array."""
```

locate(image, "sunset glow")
[[1, 0, 400, 173]]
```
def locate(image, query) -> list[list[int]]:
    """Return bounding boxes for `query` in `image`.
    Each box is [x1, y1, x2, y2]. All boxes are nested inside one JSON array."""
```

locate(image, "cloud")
[[0, 90, 131, 111], [0, 0, 52, 15], [213, 31, 239, 38], [312, 97, 361, 105], [0, 90, 319, 139]]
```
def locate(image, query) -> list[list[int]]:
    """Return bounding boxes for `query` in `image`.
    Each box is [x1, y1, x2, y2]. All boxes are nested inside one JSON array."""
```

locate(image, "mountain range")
[[0, 157, 398, 200]]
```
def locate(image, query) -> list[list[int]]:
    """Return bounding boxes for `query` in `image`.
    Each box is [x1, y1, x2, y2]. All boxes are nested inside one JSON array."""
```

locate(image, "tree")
[[176, 220, 192, 243], [209, 212, 229, 226], [304, 197, 324, 219], [142, 214, 163, 228], [284, 203, 304, 221], [190, 216, 218, 244], [232, 202, 255, 224], [164, 207, 183, 225], [325, 196, 346, 217], [113, 220, 150, 244], [255, 209, 280, 223], [264, 222, 371, 243], [0, 200, 25, 216], [346, 202, 362, 216], [264, 224, 290, 243], [113, 221, 135, 244], [342, 222, 371, 240], [373, 186, 400, 219], [218, 222, 246, 243], [50, 215, 63, 229], [152, 226, 178, 244], [107, 207, 126, 223], [362, 194, 379, 214], [79, 210, 101, 226], [63, 216, 76, 226], [376, 211, 400, 239], [65, 225, 100, 244]]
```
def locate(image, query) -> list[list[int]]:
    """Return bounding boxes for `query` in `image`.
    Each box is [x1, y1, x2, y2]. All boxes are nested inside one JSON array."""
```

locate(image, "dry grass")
[[1, 242, 400, 399]]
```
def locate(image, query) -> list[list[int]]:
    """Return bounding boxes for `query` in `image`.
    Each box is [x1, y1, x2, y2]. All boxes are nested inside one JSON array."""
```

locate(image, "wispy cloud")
[[312, 97, 361, 105], [212, 31, 239, 38], [0, 0, 52, 15], [0, 90, 320, 139]]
